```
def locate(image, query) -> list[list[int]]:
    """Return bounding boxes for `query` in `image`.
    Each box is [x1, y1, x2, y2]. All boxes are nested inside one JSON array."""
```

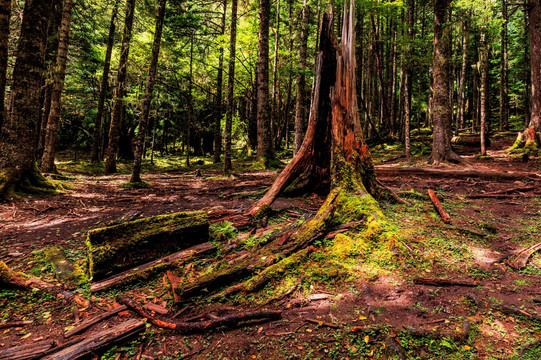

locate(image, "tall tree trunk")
[[271, 0, 280, 149], [294, 0, 308, 155], [130, 0, 166, 183], [37, 0, 63, 160], [457, 17, 469, 131], [91, 4, 118, 163], [223, 0, 238, 175], [429, 0, 462, 164], [479, 25, 488, 155], [41, 0, 74, 173], [499, 0, 509, 131], [528, 0, 541, 134], [213, 0, 227, 164], [0, 0, 10, 132], [256, 0, 273, 166], [0, 0, 53, 197], [404, 0, 414, 161], [104, 0, 136, 174], [524, 10, 531, 126], [186, 35, 194, 167]]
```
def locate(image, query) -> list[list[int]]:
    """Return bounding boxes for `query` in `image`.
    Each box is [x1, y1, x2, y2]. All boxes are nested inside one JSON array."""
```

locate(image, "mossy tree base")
[[0, 164, 57, 200], [507, 127, 540, 157]]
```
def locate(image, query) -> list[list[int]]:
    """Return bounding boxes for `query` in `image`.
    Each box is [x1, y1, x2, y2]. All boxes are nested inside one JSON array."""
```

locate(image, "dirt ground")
[[1, 133, 540, 360]]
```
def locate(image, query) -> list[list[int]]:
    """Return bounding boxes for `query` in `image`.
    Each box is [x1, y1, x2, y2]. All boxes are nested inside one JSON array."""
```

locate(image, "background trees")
[[0, 0, 539, 198]]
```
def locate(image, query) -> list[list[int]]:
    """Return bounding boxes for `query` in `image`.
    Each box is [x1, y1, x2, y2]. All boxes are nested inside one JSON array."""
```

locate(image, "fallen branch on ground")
[[42, 319, 145, 360], [64, 305, 128, 338], [506, 243, 541, 269], [427, 189, 451, 223], [413, 277, 478, 287], [375, 166, 541, 181], [305, 318, 341, 329], [0, 320, 33, 330], [90, 242, 216, 292], [118, 295, 282, 333]]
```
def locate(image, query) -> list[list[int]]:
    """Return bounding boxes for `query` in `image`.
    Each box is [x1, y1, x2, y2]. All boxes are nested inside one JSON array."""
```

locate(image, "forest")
[[0, 0, 540, 358]]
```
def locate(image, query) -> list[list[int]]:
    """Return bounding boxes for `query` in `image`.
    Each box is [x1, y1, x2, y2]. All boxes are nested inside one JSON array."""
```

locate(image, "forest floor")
[[1, 132, 540, 360]]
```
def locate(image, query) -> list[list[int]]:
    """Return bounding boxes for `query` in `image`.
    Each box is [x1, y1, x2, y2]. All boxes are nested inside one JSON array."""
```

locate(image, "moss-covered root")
[[0, 165, 57, 200], [0, 261, 30, 288]]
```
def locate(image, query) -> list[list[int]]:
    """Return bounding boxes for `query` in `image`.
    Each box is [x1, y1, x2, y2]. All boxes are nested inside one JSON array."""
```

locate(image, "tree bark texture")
[[213, 0, 227, 164], [404, 0, 414, 161], [528, 0, 541, 134], [499, 0, 509, 131], [104, 0, 136, 174], [457, 18, 469, 131], [0, 0, 10, 132], [479, 25, 489, 156], [429, 0, 462, 164], [0, 0, 53, 196], [256, 0, 273, 165], [90, 4, 118, 163], [294, 0, 309, 155], [41, 0, 74, 173], [130, 0, 167, 183], [223, 0, 238, 175]]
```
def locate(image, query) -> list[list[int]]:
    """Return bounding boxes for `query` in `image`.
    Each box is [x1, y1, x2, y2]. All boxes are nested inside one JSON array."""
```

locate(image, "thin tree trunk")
[[130, 0, 166, 183], [429, 0, 462, 164], [479, 25, 488, 155], [0, 0, 53, 197], [91, 4, 118, 163], [223, 0, 238, 175], [104, 0, 136, 174], [294, 0, 308, 155], [404, 0, 414, 161], [524, 10, 531, 126], [457, 17, 469, 131], [0, 0, 10, 132], [271, 0, 280, 148], [214, 0, 227, 164], [186, 35, 194, 167], [256, 0, 273, 166], [41, 0, 74, 173], [499, 0, 509, 131]]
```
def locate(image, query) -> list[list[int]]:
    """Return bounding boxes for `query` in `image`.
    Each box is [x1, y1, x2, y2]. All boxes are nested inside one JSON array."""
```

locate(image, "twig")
[[305, 318, 341, 329]]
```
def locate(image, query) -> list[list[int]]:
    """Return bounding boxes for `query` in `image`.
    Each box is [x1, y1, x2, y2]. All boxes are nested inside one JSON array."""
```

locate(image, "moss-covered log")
[[87, 211, 209, 280]]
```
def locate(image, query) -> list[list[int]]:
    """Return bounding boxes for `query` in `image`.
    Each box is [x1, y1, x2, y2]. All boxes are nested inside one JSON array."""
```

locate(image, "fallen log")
[[90, 242, 216, 292], [64, 305, 128, 338], [413, 277, 478, 287], [86, 211, 209, 280], [451, 135, 491, 146], [0, 261, 89, 307], [0, 340, 55, 360], [118, 295, 282, 333], [0, 320, 33, 330], [506, 243, 541, 269], [427, 189, 451, 224], [42, 319, 145, 360], [375, 166, 541, 181]]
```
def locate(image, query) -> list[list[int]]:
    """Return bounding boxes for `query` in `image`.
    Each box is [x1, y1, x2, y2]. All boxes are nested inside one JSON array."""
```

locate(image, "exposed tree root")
[[118, 295, 282, 333]]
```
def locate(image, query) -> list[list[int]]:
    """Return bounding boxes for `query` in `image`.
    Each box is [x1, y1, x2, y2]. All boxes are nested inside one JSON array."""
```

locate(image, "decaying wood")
[[375, 166, 541, 181], [0, 340, 55, 360], [0, 261, 89, 307], [175, 189, 340, 302], [427, 189, 451, 223], [90, 242, 215, 292], [0, 320, 33, 329], [64, 305, 128, 338], [43, 319, 145, 360], [451, 134, 491, 146], [506, 243, 541, 269], [143, 302, 169, 315], [86, 211, 209, 280], [118, 295, 282, 333], [413, 277, 478, 287]]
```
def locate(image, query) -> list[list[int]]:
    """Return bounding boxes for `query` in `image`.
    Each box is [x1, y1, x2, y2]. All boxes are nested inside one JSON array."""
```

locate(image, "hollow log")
[[86, 211, 209, 280], [90, 242, 216, 292], [118, 295, 282, 333]]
